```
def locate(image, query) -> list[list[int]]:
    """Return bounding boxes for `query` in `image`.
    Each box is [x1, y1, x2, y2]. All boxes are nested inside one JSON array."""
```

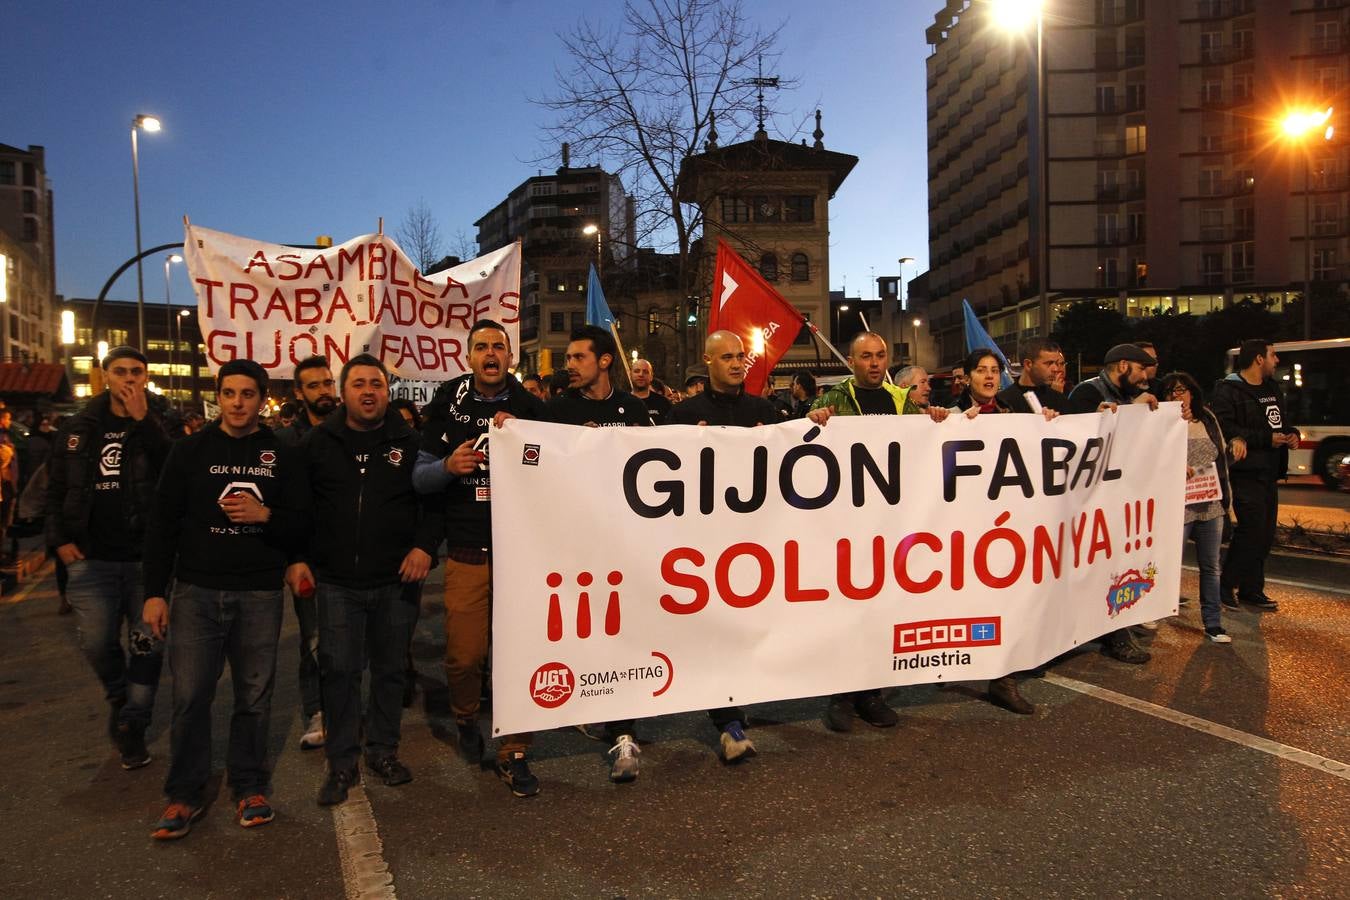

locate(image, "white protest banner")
[[1184, 463, 1221, 506], [489, 404, 1186, 735], [390, 379, 445, 409], [183, 224, 519, 380]]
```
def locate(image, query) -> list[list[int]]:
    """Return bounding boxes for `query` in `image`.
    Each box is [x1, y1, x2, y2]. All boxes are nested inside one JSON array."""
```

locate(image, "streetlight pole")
[[177, 309, 192, 411], [1280, 106, 1334, 341], [583, 223, 603, 277], [912, 317, 923, 366], [835, 303, 850, 349], [131, 113, 162, 351], [163, 253, 182, 405]]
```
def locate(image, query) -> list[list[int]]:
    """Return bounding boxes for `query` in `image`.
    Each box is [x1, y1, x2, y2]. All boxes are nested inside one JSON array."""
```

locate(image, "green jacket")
[[810, 379, 920, 416]]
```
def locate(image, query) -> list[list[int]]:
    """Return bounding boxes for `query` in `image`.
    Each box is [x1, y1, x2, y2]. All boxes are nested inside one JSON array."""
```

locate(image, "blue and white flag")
[[585, 264, 615, 330]]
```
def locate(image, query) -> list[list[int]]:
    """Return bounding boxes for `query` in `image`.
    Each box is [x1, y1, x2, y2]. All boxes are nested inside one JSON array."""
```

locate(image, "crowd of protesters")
[[34, 325, 1299, 841]]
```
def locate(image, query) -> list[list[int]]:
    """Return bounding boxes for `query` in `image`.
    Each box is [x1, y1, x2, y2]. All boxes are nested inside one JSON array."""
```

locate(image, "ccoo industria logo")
[[1106, 563, 1157, 617], [529, 661, 575, 709]]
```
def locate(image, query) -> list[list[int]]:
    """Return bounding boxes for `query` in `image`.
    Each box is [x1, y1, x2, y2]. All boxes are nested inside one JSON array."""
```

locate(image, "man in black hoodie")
[[668, 330, 779, 428], [287, 354, 442, 806], [46, 345, 171, 770], [141, 360, 308, 839], [1211, 338, 1298, 612], [414, 320, 545, 797]]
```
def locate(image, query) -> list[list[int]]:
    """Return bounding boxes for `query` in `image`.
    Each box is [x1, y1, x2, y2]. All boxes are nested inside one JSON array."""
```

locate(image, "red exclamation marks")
[[1135, 500, 1143, 551], [1124, 501, 1134, 553], [546, 572, 563, 642], [1145, 498, 1154, 548], [576, 572, 593, 639], [604, 571, 623, 635]]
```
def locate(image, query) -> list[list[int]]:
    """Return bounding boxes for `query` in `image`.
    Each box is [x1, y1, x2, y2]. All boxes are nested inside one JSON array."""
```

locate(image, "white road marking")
[[1180, 564, 1350, 596], [332, 785, 397, 899], [1045, 673, 1350, 781]]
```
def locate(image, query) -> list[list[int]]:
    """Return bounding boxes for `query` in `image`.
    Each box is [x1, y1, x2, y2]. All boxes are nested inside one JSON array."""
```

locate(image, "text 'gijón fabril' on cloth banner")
[[489, 404, 1185, 734], [184, 223, 520, 380]]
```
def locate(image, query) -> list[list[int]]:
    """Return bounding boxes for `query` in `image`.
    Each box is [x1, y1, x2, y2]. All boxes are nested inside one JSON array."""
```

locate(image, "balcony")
[[1191, 0, 1254, 19], [1308, 34, 1347, 55], [1199, 44, 1254, 65], [1197, 177, 1255, 197], [1232, 267, 1254, 284], [1197, 225, 1255, 242]]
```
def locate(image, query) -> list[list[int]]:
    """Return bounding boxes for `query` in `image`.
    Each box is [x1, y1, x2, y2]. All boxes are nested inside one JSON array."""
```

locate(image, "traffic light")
[[686, 297, 699, 325]]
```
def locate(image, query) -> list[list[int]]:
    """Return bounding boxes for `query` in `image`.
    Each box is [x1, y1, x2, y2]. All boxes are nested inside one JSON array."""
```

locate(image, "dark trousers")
[[1223, 474, 1278, 601], [163, 584, 283, 806], [291, 587, 321, 719], [317, 581, 417, 771], [65, 558, 162, 729]]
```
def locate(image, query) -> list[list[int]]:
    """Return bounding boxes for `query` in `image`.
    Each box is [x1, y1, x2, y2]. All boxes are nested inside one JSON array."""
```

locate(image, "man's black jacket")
[[299, 409, 442, 589], [142, 421, 310, 598], [1210, 374, 1297, 478], [44, 391, 172, 552], [666, 388, 779, 426]]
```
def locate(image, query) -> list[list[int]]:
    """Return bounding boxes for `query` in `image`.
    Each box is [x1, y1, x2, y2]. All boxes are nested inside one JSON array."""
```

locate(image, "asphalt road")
[[1, 560, 1346, 899]]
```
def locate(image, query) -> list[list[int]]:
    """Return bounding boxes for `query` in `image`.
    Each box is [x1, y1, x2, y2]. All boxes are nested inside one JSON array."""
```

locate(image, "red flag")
[[709, 239, 804, 396]]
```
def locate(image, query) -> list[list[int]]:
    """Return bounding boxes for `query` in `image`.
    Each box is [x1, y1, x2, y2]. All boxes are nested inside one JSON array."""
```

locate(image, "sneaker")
[[719, 721, 757, 763], [316, 766, 359, 806], [608, 734, 641, 783], [1177, 595, 1192, 607], [1137, 620, 1159, 632], [151, 803, 204, 840], [299, 712, 325, 750], [116, 723, 152, 770], [1245, 595, 1278, 612], [824, 696, 854, 733], [495, 751, 540, 798], [456, 720, 484, 763], [854, 693, 899, 728], [1206, 627, 1233, 644], [1220, 593, 1241, 610], [365, 754, 413, 787], [236, 794, 275, 828]]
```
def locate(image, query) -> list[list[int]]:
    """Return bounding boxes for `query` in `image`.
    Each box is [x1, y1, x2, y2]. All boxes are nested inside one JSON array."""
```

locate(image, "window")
[[1313, 21, 1340, 53], [1200, 79, 1223, 105], [721, 196, 751, 223], [550, 311, 564, 332], [570, 312, 585, 332], [530, 182, 555, 197], [1231, 30, 1253, 56], [1131, 260, 1148, 288], [1313, 202, 1340, 235], [22, 191, 36, 214], [1199, 168, 1224, 196], [790, 252, 810, 282], [760, 252, 779, 281], [1096, 85, 1116, 114], [1125, 82, 1145, 111], [1232, 73, 1253, 103], [1124, 125, 1146, 154], [1200, 31, 1223, 64], [784, 195, 815, 223], [1233, 206, 1254, 239], [1234, 168, 1254, 193], [0, 161, 14, 185], [1201, 252, 1224, 284], [21, 162, 35, 187], [1231, 242, 1254, 282], [1317, 66, 1340, 95], [1098, 169, 1119, 199], [1097, 212, 1120, 244], [549, 275, 567, 293], [22, 218, 37, 241], [1127, 211, 1145, 242], [1099, 258, 1119, 288], [1313, 248, 1337, 281]]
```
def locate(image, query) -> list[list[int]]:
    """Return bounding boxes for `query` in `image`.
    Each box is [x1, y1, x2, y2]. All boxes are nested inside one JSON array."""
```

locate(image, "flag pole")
[[609, 322, 635, 390]]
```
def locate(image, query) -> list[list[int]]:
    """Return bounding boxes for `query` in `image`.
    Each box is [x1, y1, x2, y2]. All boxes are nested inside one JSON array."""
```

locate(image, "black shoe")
[[1105, 639, 1151, 665], [456, 720, 484, 763], [365, 753, 413, 786], [115, 722, 152, 770], [854, 693, 899, 728], [495, 752, 540, 798], [1245, 595, 1278, 612], [1220, 592, 1241, 610], [823, 696, 855, 733], [317, 766, 359, 806], [988, 676, 1035, 715]]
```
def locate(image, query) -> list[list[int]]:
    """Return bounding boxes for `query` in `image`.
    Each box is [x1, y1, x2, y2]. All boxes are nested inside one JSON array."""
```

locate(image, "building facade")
[[0, 143, 58, 362], [924, 0, 1349, 365], [474, 148, 632, 374], [677, 117, 858, 380], [63, 298, 211, 409]]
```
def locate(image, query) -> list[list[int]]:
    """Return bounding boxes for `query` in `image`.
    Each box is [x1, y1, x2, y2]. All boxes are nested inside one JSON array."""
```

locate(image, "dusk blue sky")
[[3, 0, 933, 307]]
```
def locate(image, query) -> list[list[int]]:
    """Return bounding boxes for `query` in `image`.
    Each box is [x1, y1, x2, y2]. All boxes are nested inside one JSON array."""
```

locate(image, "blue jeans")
[[163, 584, 284, 805], [291, 587, 321, 719], [65, 558, 162, 730], [317, 581, 417, 771], [1184, 515, 1224, 632]]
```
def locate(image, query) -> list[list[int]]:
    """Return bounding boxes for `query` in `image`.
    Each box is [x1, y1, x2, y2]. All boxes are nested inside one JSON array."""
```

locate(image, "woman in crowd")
[[1160, 371, 1234, 644]]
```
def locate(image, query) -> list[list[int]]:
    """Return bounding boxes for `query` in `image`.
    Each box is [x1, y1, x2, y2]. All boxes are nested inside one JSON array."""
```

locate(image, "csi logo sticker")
[[99, 442, 123, 477], [1106, 563, 1156, 617], [522, 443, 541, 466], [259, 450, 277, 466], [384, 448, 404, 466], [530, 661, 575, 709], [893, 617, 1002, 654]]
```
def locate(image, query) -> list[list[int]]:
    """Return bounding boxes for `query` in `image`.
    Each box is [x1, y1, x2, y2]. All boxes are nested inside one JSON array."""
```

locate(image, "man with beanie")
[[46, 346, 172, 769], [141, 360, 309, 839]]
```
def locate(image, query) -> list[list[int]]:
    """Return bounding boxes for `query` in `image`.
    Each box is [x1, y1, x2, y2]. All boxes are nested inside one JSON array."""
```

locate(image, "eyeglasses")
[[1168, 386, 1190, 397]]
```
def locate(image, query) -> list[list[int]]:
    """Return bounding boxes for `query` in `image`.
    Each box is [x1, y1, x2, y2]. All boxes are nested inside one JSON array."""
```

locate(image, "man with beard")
[[628, 358, 671, 425], [275, 356, 338, 750], [996, 338, 1071, 414]]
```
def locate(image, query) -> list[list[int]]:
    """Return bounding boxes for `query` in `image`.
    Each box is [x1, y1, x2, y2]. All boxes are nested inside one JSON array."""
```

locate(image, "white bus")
[[1228, 338, 1350, 487]]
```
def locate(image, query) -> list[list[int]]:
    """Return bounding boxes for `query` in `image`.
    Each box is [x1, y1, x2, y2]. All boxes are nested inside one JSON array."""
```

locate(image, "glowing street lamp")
[[582, 223, 603, 276], [1281, 106, 1334, 340], [131, 113, 163, 350]]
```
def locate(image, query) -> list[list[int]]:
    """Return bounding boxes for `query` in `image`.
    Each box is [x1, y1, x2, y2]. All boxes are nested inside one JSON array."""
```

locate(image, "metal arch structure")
[[90, 241, 186, 341]]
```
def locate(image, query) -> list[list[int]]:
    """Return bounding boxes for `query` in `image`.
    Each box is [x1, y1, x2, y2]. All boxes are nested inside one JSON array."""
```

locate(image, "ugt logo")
[[530, 661, 574, 709], [546, 570, 623, 642]]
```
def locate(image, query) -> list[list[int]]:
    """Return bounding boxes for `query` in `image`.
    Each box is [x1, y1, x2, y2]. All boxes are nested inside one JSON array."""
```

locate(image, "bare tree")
[[449, 228, 478, 262], [395, 199, 444, 274], [535, 0, 789, 372]]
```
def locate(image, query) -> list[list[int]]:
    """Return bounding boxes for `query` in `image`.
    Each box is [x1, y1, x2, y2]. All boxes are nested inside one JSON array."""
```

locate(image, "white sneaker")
[[300, 712, 325, 749], [608, 734, 640, 783], [1206, 629, 1233, 644], [1138, 621, 1159, 631]]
